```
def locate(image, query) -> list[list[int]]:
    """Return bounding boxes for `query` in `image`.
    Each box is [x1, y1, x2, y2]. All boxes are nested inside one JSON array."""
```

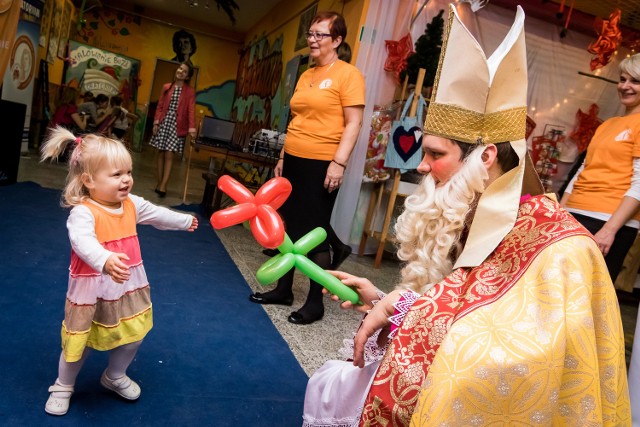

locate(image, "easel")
[[359, 69, 426, 268]]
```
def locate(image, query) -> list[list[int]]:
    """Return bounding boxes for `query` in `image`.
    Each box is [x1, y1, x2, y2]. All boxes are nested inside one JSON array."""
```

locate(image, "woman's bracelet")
[[332, 159, 347, 168]]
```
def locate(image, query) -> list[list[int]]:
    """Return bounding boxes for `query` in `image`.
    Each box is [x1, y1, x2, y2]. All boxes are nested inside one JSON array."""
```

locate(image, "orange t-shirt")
[[566, 113, 640, 220], [285, 60, 365, 161]]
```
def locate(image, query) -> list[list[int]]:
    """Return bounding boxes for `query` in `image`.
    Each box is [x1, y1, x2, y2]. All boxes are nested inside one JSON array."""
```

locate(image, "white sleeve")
[[624, 158, 640, 201], [563, 161, 585, 195], [67, 205, 112, 272], [129, 194, 193, 230]]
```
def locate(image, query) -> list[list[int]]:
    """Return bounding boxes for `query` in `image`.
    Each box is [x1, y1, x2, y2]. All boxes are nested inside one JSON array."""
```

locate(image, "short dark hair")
[[454, 140, 519, 173], [172, 29, 197, 58], [311, 11, 346, 44], [95, 94, 109, 105]]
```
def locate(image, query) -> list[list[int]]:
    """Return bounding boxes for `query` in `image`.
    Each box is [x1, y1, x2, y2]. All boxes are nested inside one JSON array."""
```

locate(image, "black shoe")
[[249, 292, 293, 306], [262, 248, 279, 257], [331, 244, 353, 269], [155, 188, 166, 198], [287, 309, 324, 325]]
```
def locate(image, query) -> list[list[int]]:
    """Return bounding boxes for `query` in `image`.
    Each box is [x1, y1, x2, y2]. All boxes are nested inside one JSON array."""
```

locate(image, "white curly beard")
[[394, 146, 488, 294]]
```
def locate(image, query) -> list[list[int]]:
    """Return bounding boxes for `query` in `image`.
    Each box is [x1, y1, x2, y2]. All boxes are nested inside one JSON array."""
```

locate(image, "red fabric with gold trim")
[[359, 195, 592, 427], [384, 33, 414, 85], [587, 9, 622, 71]]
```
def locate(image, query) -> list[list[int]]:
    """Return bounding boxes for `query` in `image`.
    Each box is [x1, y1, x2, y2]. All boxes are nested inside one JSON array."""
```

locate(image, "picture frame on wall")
[[294, 3, 317, 52], [39, 0, 54, 48], [57, 0, 73, 58], [47, 0, 63, 64]]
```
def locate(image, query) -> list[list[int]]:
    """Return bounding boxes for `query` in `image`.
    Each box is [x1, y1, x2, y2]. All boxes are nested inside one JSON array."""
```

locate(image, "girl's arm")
[[129, 194, 195, 230], [71, 112, 86, 130]]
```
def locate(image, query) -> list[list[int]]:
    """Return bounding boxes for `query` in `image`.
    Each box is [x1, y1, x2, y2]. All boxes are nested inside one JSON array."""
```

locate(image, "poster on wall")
[[39, 0, 53, 48], [46, 0, 63, 63], [2, 0, 43, 153], [294, 4, 317, 52], [57, 0, 72, 58], [66, 40, 140, 100]]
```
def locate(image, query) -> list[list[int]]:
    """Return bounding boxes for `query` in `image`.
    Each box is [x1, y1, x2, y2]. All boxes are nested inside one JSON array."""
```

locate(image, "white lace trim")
[[388, 289, 420, 339], [338, 290, 388, 363], [302, 405, 364, 427]]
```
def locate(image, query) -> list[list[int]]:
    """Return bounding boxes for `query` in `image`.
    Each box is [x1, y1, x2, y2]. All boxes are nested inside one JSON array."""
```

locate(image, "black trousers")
[[571, 212, 638, 282]]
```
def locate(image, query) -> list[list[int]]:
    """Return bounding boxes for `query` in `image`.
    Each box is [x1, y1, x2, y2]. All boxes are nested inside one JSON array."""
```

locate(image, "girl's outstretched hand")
[[104, 252, 131, 284], [324, 271, 380, 313], [187, 216, 198, 232]]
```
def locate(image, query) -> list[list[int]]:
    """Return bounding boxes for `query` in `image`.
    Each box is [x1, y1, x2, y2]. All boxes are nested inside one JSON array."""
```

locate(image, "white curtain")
[[330, 0, 414, 247]]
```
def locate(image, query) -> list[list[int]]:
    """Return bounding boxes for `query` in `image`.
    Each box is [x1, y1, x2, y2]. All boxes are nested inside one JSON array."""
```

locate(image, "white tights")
[[56, 340, 143, 387]]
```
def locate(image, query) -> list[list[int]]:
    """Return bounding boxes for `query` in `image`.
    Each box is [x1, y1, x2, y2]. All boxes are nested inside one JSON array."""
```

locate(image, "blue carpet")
[[0, 182, 307, 426]]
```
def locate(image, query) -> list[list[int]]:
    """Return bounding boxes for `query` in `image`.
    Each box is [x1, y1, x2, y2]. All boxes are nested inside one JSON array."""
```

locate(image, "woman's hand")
[[152, 124, 159, 135], [274, 159, 283, 177], [324, 161, 345, 193], [593, 224, 617, 256], [324, 271, 381, 313], [352, 289, 403, 368], [103, 252, 131, 283]]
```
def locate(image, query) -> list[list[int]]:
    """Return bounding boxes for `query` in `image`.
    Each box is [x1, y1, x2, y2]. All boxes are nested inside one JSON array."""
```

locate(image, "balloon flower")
[[256, 227, 361, 305], [210, 175, 291, 249]]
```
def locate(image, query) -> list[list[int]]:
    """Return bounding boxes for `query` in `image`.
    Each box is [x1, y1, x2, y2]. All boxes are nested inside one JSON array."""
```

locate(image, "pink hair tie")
[[75, 136, 82, 145]]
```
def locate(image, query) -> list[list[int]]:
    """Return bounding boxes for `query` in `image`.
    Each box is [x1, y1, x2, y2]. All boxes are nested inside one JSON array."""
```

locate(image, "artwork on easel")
[[294, 3, 317, 52], [57, 0, 72, 58]]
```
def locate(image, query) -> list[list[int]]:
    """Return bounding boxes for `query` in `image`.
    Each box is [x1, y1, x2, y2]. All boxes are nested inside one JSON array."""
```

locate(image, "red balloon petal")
[[254, 177, 292, 209], [217, 175, 255, 204], [250, 205, 285, 248], [210, 203, 257, 229]]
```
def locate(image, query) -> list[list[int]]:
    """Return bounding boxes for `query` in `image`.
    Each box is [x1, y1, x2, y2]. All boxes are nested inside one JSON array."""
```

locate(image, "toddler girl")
[[41, 127, 198, 416]]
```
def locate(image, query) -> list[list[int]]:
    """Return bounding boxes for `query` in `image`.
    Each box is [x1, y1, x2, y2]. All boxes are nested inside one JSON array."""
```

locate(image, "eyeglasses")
[[305, 31, 332, 41]]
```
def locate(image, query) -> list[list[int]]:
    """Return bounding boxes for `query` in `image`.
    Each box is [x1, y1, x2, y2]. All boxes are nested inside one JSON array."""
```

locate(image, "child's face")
[[84, 163, 133, 207]]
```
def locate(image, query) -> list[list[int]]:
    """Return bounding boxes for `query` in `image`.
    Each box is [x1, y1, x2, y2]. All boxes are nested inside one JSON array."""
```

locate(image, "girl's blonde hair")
[[40, 126, 132, 207]]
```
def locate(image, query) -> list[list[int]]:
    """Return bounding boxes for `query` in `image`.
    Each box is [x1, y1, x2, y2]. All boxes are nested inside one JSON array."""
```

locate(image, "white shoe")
[[45, 380, 74, 416], [100, 371, 141, 400]]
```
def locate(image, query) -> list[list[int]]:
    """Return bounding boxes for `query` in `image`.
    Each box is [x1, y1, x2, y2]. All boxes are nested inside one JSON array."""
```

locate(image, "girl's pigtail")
[[40, 126, 77, 162]]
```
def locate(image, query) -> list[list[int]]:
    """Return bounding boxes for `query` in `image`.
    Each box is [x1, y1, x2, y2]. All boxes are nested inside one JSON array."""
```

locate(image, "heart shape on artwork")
[[392, 126, 423, 162]]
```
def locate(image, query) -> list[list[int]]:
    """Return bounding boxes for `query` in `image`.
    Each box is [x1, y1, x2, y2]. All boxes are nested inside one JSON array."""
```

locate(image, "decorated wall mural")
[[231, 34, 284, 148], [71, 7, 241, 132]]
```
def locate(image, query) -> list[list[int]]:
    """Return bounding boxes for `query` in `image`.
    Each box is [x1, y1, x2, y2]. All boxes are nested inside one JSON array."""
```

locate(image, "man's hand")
[[324, 271, 380, 313], [352, 290, 403, 368], [103, 252, 131, 283]]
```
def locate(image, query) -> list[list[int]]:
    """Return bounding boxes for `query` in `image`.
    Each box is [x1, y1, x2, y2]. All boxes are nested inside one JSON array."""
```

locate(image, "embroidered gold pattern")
[[360, 196, 631, 426]]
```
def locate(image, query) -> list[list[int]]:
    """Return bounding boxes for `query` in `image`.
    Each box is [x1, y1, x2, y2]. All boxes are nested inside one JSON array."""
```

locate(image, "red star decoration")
[[384, 33, 414, 85]]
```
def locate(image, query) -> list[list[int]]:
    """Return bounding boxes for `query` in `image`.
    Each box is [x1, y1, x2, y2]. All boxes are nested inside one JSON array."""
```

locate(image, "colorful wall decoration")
[[231, 35, 284, 148], [2, 0, 42, 153]]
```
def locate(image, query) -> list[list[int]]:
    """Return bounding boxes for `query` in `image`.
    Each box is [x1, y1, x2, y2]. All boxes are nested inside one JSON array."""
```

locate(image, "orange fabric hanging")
[[587, 9, 622, 70]]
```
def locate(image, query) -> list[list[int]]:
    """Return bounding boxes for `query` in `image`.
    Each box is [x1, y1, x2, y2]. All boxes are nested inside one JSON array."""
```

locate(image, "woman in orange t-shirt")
[[249, 11, 365, 325], [561, 54, 640, 283]]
